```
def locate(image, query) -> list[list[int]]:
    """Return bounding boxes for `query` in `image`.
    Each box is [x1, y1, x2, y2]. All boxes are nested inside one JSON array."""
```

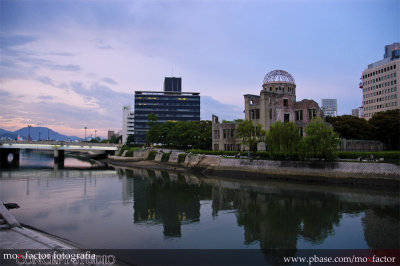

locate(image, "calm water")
[[0, 151, 399, 252]]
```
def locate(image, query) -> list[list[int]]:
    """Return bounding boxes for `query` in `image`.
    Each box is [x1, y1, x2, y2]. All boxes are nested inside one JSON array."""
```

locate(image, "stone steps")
[[0, 215, 10, 230]]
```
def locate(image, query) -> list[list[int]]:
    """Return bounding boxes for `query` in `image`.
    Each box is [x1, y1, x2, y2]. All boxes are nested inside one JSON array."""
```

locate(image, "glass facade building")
[[133, 88, 200, 143]]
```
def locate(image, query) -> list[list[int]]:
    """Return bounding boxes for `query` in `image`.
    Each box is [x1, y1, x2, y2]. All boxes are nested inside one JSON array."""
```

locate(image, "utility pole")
[[84, 126, 87, 141], [28, 125, 31, 141]]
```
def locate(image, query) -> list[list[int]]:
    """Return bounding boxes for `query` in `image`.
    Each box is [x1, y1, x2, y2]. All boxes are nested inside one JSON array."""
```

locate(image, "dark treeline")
[[146, 114, 212, 150], [326, 109, 399, 150]]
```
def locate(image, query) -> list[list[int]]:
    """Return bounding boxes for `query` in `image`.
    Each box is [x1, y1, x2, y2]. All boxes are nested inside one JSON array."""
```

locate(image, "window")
[[269, 108, 272, 119], [214, 144, 219, 150], [213, 130, 220, 139], [255, 109, 260, 119], [298, 127, 303, 137], [283, 99, 288, 106], [296, 110, 303, 121], [284, 114, 290, 122], [308, 109, 316, 119]]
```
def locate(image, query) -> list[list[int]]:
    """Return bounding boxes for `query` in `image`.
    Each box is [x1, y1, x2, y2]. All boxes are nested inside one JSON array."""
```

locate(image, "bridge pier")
[[54, 149, 65, 162], [0, 148, 20, 168]]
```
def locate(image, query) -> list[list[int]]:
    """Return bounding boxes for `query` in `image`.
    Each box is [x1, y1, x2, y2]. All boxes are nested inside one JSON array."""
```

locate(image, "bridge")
[[0, 140, 119, 168]]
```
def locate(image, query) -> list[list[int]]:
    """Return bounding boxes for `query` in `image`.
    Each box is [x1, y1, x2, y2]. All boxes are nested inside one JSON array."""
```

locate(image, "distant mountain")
[[0, 127, 82, 141], [0, 129, 18, 139]]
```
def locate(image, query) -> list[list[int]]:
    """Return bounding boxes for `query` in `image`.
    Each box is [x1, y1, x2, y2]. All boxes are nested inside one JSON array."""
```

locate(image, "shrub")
[[125, 147, 141, 157], [187, 149, 238, 156], [161, 153, 170, 162], [147, 151, 157, 160], [118, 145, 128, 156], [178, 154, 186, 163]]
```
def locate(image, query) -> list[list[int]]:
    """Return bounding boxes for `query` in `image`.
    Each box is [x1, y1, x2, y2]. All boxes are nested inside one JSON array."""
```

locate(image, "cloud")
[[102, 77, 117, 85], [201, 96, 243, 121], [38, 95, 53, 100]]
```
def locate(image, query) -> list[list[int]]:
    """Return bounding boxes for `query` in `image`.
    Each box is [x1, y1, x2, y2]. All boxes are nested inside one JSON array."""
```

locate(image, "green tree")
[[126, 134, 135, 146], [369, 109, 400, 150], [109, 134, 122, 144], [146, 113, 160, 145], [325, 115, 373, 140], [266, 121, 300, 158], [236, 120, 266, 152], [300, 118, 339, 160]]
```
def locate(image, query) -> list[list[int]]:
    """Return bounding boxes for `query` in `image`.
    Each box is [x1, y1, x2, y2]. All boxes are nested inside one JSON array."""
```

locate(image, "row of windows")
[[363, 80, 397, 92], [364, 94, 397, 105], [134, 108, 199, 112], [267, 86, 295, 94], [248, 108, 316, 121], [363, 64, 397, 78], [364, 89, 397, 99], [364, 86, 397, 95], [364, 101, 398, 112], [136, 97, 199, 101], [364, 102, 398, 118], [136, 103, 200, 107], [135, 112, 199, 116], [363, 72, 397, 85]]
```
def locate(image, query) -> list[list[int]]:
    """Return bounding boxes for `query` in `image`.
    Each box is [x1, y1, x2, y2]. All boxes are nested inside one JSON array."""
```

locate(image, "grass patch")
[[178, 154, 186, 163], [147, 151, 157, 160], [161, 153, 170, 162]]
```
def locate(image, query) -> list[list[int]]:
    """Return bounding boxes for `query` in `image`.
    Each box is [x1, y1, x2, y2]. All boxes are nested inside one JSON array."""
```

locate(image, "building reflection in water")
[[117, 167, 399, 254], [120, 168, 212, 237]]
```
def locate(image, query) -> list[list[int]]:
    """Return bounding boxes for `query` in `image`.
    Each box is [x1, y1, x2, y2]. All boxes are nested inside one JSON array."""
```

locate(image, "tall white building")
[[122, 105, 134, 144], [351, 107, 363, 118], [321, 99, 337, 116], [361, 43, 400, 119]]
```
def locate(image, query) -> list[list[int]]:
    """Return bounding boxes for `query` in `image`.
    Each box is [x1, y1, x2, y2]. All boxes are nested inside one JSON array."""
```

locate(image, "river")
[[0, 151, 399, 262]]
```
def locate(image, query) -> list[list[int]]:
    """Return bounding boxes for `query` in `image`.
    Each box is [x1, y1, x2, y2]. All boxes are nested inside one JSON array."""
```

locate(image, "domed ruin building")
[[212, 70, 322, 151]]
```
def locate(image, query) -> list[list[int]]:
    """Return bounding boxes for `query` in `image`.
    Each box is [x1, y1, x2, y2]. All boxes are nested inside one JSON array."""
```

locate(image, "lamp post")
[[28, 125, 31, 141], [84, 127, 87, 141]]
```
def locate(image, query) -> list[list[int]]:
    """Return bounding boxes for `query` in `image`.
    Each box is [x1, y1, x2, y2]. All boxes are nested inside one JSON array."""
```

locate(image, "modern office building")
[[212, 70, 322, 151], [133, 77, 200, 144], [122, 105, 135, 144], [321, 99, 337, 117], [361, 43, 400, 119], [351, 107, 363, 118]]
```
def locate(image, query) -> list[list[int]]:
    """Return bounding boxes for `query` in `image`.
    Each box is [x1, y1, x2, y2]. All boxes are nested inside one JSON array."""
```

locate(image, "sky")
[[0, 0, 398, 138]]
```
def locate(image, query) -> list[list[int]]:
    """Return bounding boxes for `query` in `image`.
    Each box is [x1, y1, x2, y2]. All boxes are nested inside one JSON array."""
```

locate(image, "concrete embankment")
[[107, 150, 400, 189]]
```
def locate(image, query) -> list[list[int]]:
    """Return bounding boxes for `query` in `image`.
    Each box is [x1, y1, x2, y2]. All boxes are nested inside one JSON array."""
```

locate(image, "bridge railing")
[[0, 140, 119, 147]]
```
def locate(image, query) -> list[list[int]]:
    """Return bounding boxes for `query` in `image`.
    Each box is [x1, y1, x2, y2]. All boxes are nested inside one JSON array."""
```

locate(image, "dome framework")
[[263, 70, 295, 85]]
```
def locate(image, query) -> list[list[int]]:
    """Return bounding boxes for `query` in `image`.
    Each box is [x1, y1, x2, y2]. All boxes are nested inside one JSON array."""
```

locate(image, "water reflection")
[[113, 167, 399, 250], [123, 169, 211, 238], [0, 158, 398, 252]]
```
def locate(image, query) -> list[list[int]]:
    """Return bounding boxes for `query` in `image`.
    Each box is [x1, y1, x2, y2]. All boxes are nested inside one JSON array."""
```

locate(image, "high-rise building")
[[133, 77, 200, 144], [122, 105, 134, 144], [321, 99, 337, 117], [361, 43, 400, 119]]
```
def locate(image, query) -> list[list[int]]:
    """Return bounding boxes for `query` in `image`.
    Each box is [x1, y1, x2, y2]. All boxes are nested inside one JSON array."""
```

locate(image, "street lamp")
[[28, 125, 31, 141], [84, 126, 87, 141]]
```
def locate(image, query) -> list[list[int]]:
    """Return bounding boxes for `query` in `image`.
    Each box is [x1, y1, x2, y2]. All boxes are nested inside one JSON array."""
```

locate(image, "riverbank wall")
[[107, 151, 400, 188]]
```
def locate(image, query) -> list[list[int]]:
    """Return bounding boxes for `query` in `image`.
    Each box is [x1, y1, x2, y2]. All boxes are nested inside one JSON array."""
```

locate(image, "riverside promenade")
[[0, 200, 75, 250]]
